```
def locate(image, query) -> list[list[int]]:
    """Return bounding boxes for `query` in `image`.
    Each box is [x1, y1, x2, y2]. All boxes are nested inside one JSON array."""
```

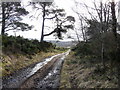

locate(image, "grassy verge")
[[60, 51, 118, 88], [0, 35, 68, 77], [1, 49, 67, 77]]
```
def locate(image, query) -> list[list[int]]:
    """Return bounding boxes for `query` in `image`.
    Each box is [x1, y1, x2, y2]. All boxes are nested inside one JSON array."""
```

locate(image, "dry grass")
[[60, 52, 118, 88], [0, 51, 62, 77]]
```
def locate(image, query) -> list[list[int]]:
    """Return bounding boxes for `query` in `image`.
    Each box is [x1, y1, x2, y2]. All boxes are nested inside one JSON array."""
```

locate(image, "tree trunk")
[[117, 63, 120, 88], [101, 42, 105, 68], [75, 30, 80, 43], [111, 1, 117, 39], [111, 1, 120, 88], [80, 19, 86, 42], [40, 4, 46, 42], [79, 18, 86, 42], [1, 2, 6, 35], [99, 1, 105, 68]]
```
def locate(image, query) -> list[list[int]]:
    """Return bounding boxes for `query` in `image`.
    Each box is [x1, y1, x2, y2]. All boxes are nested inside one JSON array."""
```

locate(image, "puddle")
[[2, 50, 71, 88], [36, 50, 71, 89], [27, 53, 62, 78]]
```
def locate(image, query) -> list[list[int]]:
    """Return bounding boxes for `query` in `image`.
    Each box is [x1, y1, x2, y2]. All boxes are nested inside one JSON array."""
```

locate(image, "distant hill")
[[46, 40, 78, 48]]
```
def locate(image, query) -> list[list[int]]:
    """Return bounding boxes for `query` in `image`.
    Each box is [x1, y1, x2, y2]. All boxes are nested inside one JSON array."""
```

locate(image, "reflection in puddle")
[[27, 53, 62, 78]]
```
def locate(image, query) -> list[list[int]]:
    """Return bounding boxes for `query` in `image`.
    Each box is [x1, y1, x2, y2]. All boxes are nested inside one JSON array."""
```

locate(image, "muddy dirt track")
[[2, 50, 70, 89]]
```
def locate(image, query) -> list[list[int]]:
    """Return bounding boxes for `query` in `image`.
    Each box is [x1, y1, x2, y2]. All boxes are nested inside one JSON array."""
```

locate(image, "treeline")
[[72, 38, 120, 64], [1, 1, 75, 42], [72, 0, 120, 87], [2, 35, 55, 55], [73, 0, 120, 66]]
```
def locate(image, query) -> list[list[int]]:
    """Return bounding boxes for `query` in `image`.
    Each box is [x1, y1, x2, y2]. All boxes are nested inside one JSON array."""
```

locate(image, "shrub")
[[2, 35, 55, 55], [72, 42, 93, 56]]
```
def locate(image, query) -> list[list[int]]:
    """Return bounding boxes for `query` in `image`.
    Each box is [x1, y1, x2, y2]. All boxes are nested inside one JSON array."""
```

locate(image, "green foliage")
[[13, 22, 33, 31], [1, 2, 32, 35], [72, 42, 93, 56], [55, 47, 67, 51], [66, 16, 75, 22], [2, 35, 55, 55], [85, 19, 120, 63]]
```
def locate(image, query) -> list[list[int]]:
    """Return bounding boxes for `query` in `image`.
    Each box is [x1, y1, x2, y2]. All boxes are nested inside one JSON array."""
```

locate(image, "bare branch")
[[43, 30, 56, 36], [45, 15, 56, 19]]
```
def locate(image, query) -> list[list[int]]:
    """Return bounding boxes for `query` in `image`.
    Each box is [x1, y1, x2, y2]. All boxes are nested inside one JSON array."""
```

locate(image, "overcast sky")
[[7, 0, 79, 41], [1, 0, 120, 41]]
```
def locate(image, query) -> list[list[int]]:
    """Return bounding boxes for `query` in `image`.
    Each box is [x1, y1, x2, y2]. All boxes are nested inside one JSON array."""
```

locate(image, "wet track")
[[2, 50, 70, 89]]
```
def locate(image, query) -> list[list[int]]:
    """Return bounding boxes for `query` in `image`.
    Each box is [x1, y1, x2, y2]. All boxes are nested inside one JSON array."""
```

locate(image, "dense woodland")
[[0, 0, 120, 88]]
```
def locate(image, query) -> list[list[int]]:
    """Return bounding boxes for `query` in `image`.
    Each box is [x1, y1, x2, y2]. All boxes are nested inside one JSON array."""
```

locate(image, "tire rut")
[[19, 54, 63, 89], [2, 50, 70, 89]]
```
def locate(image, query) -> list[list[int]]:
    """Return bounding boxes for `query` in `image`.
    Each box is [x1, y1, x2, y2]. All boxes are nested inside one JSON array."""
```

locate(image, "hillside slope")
[[1, 35, 67, 77], [60, 41, 119, 88]]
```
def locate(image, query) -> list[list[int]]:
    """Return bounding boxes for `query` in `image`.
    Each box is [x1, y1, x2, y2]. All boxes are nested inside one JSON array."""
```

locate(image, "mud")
[[2, 50, 70, 89]]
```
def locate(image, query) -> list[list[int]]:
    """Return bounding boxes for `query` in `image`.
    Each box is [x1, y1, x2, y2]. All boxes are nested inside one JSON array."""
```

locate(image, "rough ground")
[[2, 50, 70, 89], [60, 52, 118, 88]]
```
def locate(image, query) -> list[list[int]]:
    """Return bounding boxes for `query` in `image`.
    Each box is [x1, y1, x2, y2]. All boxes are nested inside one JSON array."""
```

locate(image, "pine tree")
[[1, 2, 32, 35]]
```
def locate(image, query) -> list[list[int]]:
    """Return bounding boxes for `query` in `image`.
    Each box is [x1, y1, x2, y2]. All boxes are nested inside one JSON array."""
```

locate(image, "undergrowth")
[[0, 35, 68, 77]]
